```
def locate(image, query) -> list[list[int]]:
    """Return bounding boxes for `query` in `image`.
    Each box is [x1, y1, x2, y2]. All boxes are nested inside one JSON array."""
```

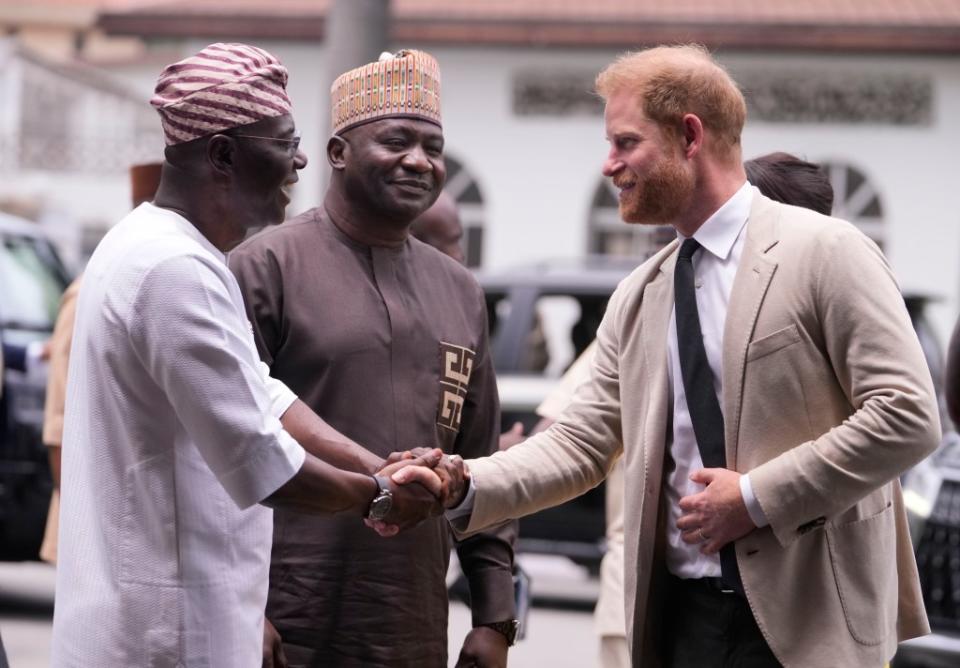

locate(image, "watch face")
[[504, 620, 520, 645], [368, 494, 392, 521]]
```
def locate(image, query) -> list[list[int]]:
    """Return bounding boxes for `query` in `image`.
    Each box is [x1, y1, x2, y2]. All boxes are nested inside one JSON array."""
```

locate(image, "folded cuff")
[[464, 563, 517, 627], [458, 524, 518, 627], [219, 430, 305, 509]]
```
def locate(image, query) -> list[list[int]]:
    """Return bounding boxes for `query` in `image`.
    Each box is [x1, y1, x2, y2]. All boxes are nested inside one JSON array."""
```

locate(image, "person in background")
[[231, 49, 517, 668], [743, 151, 834, 216], [410, 190, 465, 264], [39, 161, 163, 565], [411, 44, 938, 667], [945, 314, 960, 428], [51, 43, 445, 668]]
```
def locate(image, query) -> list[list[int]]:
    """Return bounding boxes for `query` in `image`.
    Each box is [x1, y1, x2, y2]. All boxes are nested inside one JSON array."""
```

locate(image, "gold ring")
[[699, 528, 709, 541]]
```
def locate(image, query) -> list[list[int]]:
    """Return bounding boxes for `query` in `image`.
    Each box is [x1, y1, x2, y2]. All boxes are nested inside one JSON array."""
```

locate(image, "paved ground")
[[0, 562, 53, 668], [0, 555, 599, 667]]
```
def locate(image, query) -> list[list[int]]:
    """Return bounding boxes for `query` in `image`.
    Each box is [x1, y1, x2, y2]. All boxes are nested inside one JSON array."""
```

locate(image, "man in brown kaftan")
[[230, 50, 517, 668]]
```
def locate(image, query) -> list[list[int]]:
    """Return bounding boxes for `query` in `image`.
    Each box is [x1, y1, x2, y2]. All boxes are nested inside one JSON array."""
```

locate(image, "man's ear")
[[327, 136, 348, 171], [207, 134, 236, 178], [680, 114, 704, 159]]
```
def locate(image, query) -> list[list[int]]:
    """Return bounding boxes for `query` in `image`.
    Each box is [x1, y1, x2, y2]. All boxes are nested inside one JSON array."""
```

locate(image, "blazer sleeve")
[[748, 224, 941, 547], [456, 278, 627, 537]]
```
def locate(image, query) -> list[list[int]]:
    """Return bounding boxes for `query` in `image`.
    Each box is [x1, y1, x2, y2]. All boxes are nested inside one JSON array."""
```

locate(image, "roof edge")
[[96, 14, 960, 54]]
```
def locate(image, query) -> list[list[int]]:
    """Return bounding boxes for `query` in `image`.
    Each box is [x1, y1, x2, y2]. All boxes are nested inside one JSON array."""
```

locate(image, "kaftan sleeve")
[[453, 278, 518, 627]]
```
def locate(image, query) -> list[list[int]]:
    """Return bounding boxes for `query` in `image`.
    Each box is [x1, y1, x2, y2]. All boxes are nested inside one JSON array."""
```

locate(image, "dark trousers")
[[662, 574, 781, 668]]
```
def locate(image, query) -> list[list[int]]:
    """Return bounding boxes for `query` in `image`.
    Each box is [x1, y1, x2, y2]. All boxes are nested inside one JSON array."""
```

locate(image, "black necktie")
[[674, 237, 744, 595]]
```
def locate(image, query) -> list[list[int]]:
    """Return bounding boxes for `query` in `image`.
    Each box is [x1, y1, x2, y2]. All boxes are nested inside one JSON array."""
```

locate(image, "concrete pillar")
[[318, 0, 390, 188]]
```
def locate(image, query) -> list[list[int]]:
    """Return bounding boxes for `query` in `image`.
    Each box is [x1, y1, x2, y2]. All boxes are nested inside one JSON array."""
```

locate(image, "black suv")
[[0, 211, 70, 560], [479, 258, 960, 663]]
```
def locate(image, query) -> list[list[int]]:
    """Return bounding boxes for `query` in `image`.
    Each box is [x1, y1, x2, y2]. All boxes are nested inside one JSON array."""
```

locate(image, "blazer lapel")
[[722, 194, 781, 468], [637, 252, 675, 488]]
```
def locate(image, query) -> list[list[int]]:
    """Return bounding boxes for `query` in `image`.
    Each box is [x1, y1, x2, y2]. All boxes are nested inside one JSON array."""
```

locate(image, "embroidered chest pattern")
[[437, 342, 476, 432]]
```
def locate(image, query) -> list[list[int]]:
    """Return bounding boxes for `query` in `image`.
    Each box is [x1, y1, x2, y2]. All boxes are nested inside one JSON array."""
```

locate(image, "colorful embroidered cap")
[[330, 49, 442, 135], [150, 43, 293, 146]]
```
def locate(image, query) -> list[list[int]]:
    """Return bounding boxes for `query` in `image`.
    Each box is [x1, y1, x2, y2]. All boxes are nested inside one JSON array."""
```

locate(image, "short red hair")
[[596, 45, 746, 163]]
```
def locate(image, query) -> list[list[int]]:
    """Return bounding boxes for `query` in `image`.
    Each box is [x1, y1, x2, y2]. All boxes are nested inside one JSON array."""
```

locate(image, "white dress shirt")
[[51, 203, 305, 668], [665, 181, 768, 579]]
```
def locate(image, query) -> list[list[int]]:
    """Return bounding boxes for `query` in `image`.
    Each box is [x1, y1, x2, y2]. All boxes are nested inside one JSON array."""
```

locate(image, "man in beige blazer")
[[402, 44, 940, 666]]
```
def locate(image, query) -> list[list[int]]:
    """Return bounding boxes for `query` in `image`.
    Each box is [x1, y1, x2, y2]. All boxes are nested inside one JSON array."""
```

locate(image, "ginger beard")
[[614, 147, 695, 226]]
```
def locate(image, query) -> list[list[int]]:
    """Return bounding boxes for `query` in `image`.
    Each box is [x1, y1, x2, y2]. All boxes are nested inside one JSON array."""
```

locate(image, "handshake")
[[364, 448, 470, 537]]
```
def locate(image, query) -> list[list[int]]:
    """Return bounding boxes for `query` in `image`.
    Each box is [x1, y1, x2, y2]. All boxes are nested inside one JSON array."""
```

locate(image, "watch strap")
[[479, 619, 520, 646], [366, 475, 392, 520], [371, 474, 390, 496]]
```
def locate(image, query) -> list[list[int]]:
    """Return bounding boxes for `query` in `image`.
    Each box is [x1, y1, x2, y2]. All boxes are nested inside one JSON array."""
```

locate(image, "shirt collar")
[[144, 202, 228, 264], [678, 180, 753, 261]]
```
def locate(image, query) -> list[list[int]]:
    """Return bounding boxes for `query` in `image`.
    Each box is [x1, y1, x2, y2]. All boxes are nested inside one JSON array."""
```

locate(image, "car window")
[[0, 234, 67, 330], [536, 294, 610, 377], [487, 286, 610, 376], [485, 289, 509, 346], [536, 296, 580, 377]]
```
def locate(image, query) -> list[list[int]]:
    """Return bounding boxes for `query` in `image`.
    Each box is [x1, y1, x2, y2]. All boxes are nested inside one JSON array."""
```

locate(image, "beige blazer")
[[458, 193, 939, 667]]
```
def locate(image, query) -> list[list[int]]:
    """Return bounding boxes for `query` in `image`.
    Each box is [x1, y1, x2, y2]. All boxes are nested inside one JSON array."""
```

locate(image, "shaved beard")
[[615, 154, 694, 226]]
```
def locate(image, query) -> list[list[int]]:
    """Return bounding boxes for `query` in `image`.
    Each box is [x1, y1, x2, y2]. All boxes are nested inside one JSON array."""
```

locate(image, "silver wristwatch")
[[366, 475, 393, 521]]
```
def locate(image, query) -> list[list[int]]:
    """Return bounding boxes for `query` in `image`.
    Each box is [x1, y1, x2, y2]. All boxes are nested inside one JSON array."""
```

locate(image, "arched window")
[[822, 161, 885, 249], [444, 154, 485, 267], [586, 179, 674, 259], [587, 162, 886, 256]]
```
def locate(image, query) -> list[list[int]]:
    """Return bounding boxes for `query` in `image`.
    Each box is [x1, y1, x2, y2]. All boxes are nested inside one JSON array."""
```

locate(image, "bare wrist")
[[366, 455, 387, 476]]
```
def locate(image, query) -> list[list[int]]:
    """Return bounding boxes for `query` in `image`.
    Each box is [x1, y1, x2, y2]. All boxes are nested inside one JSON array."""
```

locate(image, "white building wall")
[[4, 38, 957, 341], [431, 47, 611, 270], [732, 52, 960, 342]]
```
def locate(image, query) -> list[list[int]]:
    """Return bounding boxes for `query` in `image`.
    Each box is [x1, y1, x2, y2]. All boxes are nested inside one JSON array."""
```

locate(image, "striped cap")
[[150, 43, 293, 146], [330, 49, 441, 136]]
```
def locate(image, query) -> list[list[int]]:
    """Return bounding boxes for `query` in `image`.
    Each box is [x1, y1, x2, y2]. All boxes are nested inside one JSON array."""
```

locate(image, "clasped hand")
[[365, 448, 470, 537], [676, 467, 755, 554]]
